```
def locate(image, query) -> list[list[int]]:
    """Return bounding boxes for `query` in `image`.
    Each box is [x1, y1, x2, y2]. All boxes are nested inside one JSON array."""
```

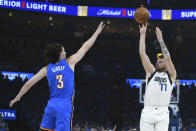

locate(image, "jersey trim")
[[70, 84, 75, 131], [64, 59, 74, 73], [147, 70, 157, 85], [70, 107, 74, 131], [166, 71, 172, 85], [40, 127, 55, 131]]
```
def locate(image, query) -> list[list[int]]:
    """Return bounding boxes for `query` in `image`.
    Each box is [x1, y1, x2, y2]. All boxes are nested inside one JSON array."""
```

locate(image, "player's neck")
[[157, 69, 166, 72], [58, 57, 65, 62]]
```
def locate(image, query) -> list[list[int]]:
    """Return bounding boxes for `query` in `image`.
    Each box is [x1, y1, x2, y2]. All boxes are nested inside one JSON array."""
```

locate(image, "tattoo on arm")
[[160, 41, 169, 55]]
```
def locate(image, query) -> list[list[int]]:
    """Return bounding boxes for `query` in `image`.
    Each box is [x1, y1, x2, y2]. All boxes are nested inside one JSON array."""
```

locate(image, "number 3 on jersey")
[[56, 74, 64, 89]]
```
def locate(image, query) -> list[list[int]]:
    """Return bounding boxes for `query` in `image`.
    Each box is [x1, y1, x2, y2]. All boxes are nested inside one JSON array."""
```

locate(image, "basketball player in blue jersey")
[[139, 24, 177, 131], [9, 22, 105, 131]]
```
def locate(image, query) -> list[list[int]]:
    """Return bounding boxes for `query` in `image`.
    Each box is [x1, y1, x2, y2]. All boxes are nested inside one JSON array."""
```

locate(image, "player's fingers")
[[156, 27, 161, 32], [102, 24, 105, 28], [145, 22, 148, 27], [100, 21, 104, 26], [156, 27, 158, 32], [9, 101, 13, 108], [155, 27, 158, 33]]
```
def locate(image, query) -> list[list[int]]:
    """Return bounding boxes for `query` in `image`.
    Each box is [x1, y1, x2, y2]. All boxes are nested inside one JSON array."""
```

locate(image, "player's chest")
[[152, 72, 169, 85]]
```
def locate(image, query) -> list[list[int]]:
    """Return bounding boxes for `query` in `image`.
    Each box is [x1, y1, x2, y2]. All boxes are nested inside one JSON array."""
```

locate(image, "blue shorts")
[[40, 98, 73, 131]]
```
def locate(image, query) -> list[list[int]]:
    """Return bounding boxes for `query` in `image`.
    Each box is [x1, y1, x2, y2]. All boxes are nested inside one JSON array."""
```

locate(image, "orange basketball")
[[134, 7, 150, 24]]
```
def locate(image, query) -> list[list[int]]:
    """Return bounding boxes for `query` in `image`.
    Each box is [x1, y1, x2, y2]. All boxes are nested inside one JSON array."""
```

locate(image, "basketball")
[[134, 7, 150, 24]]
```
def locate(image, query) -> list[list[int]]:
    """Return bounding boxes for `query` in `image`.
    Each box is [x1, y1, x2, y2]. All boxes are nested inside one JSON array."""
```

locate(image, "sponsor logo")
[[181, 11, 196, 18], [97, 9, 122, 16], [126, 10, 152, 17], [162, 10, 172, 20], [0, 0, 21, 8], [0, 112, 15, 118], [0, 109, 16, 120], [78, 6, 88, 16], [0, 0, 67, 13], [122, 9, 126, 16], [127, 10, 135, 17]]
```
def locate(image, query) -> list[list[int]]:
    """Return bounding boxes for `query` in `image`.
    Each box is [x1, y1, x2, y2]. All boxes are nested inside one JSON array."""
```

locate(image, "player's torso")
[[47, 59, 74, 101], [144, 71, 173, 107]]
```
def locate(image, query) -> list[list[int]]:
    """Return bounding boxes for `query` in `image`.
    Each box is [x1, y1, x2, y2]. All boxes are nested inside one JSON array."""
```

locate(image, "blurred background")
[[0, 0, 196, 131]]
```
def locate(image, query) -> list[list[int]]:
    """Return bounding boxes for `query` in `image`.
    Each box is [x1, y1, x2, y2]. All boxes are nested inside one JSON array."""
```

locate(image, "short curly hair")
[[44, 43, 63, 64]]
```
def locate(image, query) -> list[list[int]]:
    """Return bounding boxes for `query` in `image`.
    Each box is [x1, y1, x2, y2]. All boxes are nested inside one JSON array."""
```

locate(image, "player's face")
[[156, 58, 165, 71], [60, 47, 66, 59]]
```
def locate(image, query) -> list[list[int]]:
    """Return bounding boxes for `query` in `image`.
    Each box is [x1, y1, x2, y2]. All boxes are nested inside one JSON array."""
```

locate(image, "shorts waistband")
[[144, 106, 168, 110], [49, 98, 72, 105]]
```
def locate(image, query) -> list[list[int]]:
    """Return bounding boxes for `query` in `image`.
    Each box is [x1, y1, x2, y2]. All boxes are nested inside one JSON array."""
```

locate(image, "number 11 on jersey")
[[160, 83, 167, 91], [56, 74, 64, 89]]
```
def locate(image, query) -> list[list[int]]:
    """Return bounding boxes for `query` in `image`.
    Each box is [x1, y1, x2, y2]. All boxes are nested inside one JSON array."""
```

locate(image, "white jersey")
[[144, 70, 174, 107]]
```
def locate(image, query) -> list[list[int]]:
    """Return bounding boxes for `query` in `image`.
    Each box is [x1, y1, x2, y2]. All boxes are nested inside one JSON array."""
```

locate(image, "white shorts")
[[140, 106, 169, 131]]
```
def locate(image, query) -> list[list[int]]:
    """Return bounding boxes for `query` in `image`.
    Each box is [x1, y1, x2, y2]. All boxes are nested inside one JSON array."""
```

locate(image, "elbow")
[[24, 81, 31, 89], [174, 71, 177, 78]]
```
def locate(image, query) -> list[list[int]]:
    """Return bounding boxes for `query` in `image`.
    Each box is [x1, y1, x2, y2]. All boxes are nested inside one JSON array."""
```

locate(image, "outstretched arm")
[[67, 22, 105, 69], [155, 27, 177, 81], [9, 66, 47, 107], [139, 24, 155, 77]]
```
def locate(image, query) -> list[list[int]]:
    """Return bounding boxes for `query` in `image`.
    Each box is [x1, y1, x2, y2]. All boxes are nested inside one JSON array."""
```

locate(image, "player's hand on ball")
[[95, 21, 105, 35], [9, 96, 20, 108], [155, 27, 163, 43], [139, 24, 147, 35]]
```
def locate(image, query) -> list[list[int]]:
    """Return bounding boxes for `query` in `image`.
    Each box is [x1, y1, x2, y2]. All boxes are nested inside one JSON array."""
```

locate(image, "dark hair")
[[44, 43, 63, 64], [159, 55, 164, 59]]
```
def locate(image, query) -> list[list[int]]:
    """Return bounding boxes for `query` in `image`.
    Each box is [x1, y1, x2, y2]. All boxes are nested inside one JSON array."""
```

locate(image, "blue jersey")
[[47, 59, 75, 102]]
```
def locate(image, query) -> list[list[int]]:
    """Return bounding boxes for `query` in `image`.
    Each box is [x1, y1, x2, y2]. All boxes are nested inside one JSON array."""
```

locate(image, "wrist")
[[16, 95, 21, 100], [140, 33, 146, 37], [159, 40, 164, 44], [94, 31, 99, 36]]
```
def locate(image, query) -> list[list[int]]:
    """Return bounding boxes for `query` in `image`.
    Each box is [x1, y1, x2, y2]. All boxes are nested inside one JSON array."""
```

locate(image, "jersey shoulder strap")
[[147, 70, 157, 85], [166, 71, 172, 85]]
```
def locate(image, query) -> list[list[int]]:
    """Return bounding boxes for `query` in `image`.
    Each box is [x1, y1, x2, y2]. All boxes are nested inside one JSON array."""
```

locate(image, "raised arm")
[[155, 27, 177, 82], [139, 24, 155, 77], [9, 66, 47, 107], [67, 22, 105, 69]]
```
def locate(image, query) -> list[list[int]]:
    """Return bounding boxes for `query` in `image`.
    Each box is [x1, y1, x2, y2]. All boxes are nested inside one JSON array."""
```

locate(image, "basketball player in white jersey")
[[139, 24, 177, 131]]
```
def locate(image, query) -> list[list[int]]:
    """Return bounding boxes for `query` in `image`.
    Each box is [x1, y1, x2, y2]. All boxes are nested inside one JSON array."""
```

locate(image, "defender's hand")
[[9, 97, 20, 108], [155, 27, 164, 43], [139, 24, 147, 35], [95, 21, 105, 35]]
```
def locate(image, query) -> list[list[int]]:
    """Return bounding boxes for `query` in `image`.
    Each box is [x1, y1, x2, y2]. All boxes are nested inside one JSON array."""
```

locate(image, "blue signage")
[[0, 109, 16, 120], [1, 71, 34, 81], [88, 7, 129, 18], [0, 0, 77, 15], [149, 9, 162, 19], [87, 7, 162, 19], [126, 79, 141, 88], [172, 10, 196, 19], [0, 0, 196, 20]]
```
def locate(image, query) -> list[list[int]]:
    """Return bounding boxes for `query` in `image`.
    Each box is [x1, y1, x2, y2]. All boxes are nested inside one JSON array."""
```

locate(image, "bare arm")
[[9, 66, 47, 107], [139, 25, 155, 76], [67, 22, 105, 69], [155, 27, 177, 81]]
